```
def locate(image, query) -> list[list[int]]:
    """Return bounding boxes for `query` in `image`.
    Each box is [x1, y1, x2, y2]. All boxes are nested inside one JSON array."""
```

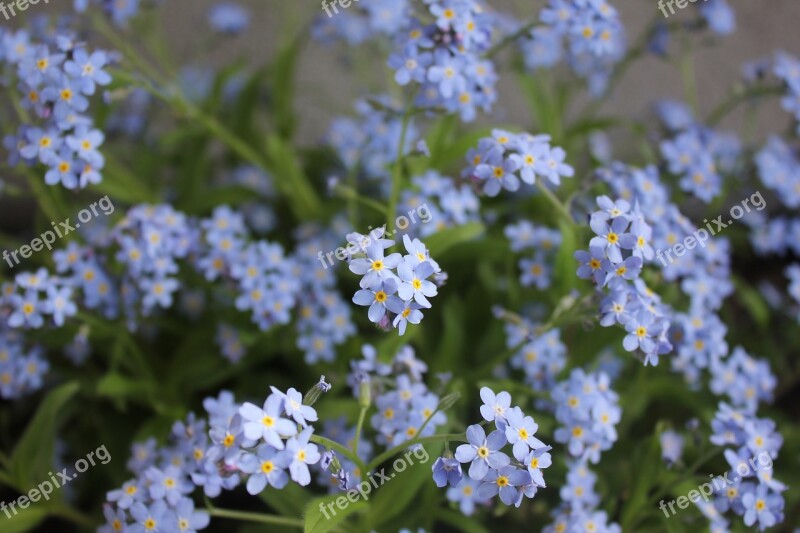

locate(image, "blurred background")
[[3, 0, 800, 227]]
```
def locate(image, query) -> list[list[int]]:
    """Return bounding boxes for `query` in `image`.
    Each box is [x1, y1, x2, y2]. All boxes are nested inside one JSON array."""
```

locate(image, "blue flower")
[[349, 241, 402, 289], [396, 260, 437, 307], [432, 456, 463, 488], [208, 2, 250, 34], [129, 500, 168, 533], [477, 465, 531, 505], [741, 483, 782, 530], [170, 498, 210, 533], [455, 424, 510, 480], [239, 444, 291, 494], [239, 394, 297, 449], [479, 387, 511, 425], [270, 386, 319, 427], [503, 406, 546, 458], [353, 278, 401, 324], [282, 427, 321, 486]]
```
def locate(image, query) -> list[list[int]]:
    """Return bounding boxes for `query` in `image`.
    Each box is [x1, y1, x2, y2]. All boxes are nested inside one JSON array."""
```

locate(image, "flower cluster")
[[398, 171, 480, 238], [387, 0, 498, 121], [544, 370, 622, 533], [706, 403, 786, 531], [575, 195, 671, 365], [74, 0, 143, 26], [502, 314, 566, 394], [552, 370, 620, 464], [2, 28, 112, 189], [660, 123, 741, 203], [312, 0, 412, 46], [544, 463, 620, 533], [102, 381, 329, 533], [505, 221, 562, 290], [350, 235, 443, 335], [774, 51, 800, 134], [362, 345, 447, 449], [327, 97, 418, 183], [0, 325, 48, 400], [438, 387, 551, 510], [523, 0, 626, 96], [463, 130, 574, 197], [755, 135, 800, 209]]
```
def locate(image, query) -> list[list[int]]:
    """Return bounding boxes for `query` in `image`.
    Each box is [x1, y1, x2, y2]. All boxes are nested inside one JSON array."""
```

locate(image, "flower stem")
[[310, 435, 368, 475], [353, 405, 369, 457], [366, 433, 467, 473], [387, 106, 412, 231], [535, 180, 573, 225], [206, 506, 303, 528]]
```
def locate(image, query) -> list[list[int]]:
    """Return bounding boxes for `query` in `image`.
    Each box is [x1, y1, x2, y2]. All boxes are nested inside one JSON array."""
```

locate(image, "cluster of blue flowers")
[[521, 0, 626, 96], [774, 51, 800, 134], [505, 220, 563, 290], [0, 324, 48, 400], [73, 0, 144, 27], [313, 0, 412, 46], [575, 195, 672, 365], [350, 234, 443, 335], [327, 97, 418, 184], [463, 130, 574, 197], [436, 387, 551, 511], [595, 160, 735, 381], [102, 381, 332, 533], [1, 28, 112, 189], [504, 316, 566, 394], [366, 346, 446, 447], [659, 118, 741, 203], [705, 402, 786, 531], [545, 369, 621, 532], [388, 0, 498, 121], [398, 171, 480, 238], [755, 135, 800, 209], [551, 369, 620, 464]]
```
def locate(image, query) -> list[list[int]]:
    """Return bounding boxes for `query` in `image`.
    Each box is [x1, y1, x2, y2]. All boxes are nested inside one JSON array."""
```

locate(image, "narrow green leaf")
[[10, 382, 80, 488], [425, 222, 485, 257], [303, 493, 367, 533]]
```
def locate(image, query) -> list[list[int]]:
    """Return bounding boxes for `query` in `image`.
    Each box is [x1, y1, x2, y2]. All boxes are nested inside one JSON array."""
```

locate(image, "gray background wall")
[[156, 0, 800, 141]]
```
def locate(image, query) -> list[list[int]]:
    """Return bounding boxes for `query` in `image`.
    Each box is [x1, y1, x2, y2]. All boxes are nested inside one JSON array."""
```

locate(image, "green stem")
[[484, 18, 538, 59], [207, 506, 303, 528], [353, 406, 368, 458], [535, 180, 573, 225], [387, 107, 412, 230], [310, 435, 368, 475], [706, 84, 784, 126], [680, 42, 699, 116], [366, 434, 467, 473], [52, 505, 94, 527], [416, 408, 440, 437]]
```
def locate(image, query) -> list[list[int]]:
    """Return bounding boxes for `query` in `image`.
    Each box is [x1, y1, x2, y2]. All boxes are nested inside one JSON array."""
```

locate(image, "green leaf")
[[436, 509, 491, 533], [260, 482, 310, 518], [365, 443, 441, 529], [425, 223, 485, 257], [553, 219, 578, 298], [0, 505, 48, 533], [303, 493, 367, 533], [264, 134, 321, 219], [10, 382, 80, 488], [732, 275, 769, 329]]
